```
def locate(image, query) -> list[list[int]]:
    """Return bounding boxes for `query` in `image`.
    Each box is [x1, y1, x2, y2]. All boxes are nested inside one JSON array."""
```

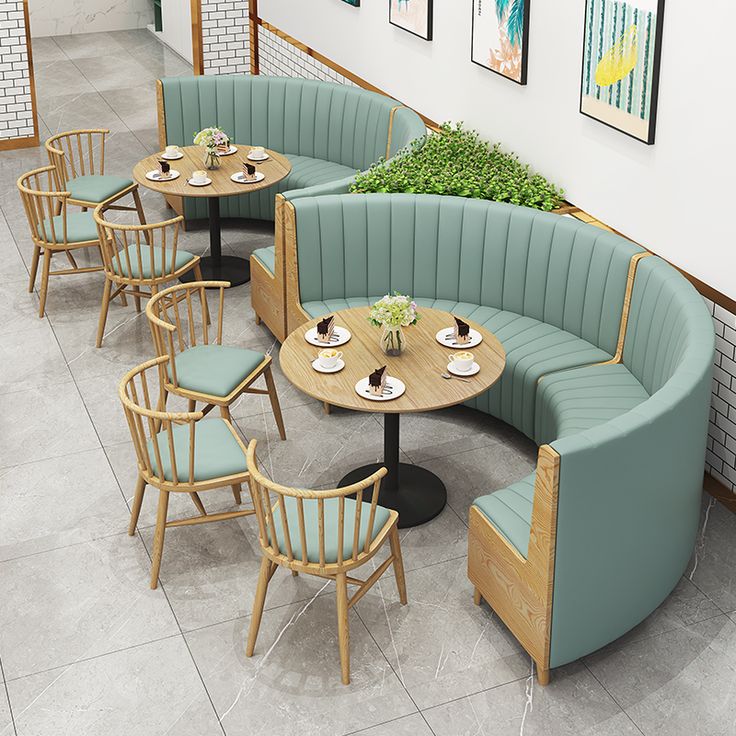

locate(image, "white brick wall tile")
[[0, 0, 34, 141]]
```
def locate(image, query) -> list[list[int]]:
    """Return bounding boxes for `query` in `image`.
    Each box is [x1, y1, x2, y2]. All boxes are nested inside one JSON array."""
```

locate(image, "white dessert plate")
[[146, 169, 180, 182], [312, 358, 345, 374], [161, 151, 184, 160], [304, 325, 351, 347], [216, 145, 238, 156], [355, 376, 406, 402], [247, 151, 270, 161], [230, 171, 265, 184], [187, 177, 212, 187], [435, 327, 483, 348], [447, 361, 480, 377]]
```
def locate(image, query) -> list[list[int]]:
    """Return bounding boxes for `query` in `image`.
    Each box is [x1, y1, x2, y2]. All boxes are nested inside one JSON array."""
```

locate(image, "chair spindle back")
[[45, 129, 108, 190], [17, 166, 73, 249]]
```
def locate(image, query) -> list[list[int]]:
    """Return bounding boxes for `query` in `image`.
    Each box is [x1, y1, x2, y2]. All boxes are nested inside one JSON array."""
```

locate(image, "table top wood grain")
[[132, 144, 291, 199], [280, 307, 506, 414]]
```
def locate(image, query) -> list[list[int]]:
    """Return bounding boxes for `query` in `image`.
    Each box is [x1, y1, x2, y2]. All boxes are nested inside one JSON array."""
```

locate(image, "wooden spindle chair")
[[146, 281, 286, 454], [17, 165, 105, 318], [94, 206, 202, 347], [120, 356, 256, 589], [245, 439, 407, 685], [45, 129, 146, 225]]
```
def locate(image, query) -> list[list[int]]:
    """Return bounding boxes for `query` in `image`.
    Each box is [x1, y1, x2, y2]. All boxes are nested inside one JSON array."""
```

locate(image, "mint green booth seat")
[[282, 193, 714, 681], [157, 75, 426, 223]]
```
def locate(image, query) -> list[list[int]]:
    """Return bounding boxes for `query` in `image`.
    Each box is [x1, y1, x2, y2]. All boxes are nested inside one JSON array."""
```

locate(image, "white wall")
[[152, 0, 193, 63], [259, 0, 735, 298], [29, 0, 152, 37]]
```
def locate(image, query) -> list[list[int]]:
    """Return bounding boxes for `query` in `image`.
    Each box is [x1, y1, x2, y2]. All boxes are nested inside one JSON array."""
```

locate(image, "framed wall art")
[[471, 0, 530, 85], [389, 0, 433, 41], [340, 0, 360, 6], [580, 0, 665, 144]]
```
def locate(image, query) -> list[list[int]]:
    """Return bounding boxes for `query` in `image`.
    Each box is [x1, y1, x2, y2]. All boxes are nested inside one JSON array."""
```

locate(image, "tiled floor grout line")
[[581, 661, 647, 736], [0, 657, 18, 736]]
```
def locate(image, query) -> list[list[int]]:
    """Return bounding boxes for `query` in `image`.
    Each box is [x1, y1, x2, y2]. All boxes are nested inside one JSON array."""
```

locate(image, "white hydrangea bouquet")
[[369, 292, 419, 356], [193, 126, 230, 169]]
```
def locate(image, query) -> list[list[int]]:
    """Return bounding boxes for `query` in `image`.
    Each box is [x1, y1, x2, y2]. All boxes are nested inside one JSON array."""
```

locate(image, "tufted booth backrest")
[[160, 75, 410, 172], [293, 194, 644, 355]]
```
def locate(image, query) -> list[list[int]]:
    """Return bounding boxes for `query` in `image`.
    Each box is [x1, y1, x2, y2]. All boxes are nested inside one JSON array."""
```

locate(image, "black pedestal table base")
[[338, 412, 447, 528], [179, 194, 250, 287]]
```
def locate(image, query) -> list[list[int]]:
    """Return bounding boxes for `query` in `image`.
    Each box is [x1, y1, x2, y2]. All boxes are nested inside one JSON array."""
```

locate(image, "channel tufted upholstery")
[[279, 192, 714, 682], [158, 75, 426, 222]]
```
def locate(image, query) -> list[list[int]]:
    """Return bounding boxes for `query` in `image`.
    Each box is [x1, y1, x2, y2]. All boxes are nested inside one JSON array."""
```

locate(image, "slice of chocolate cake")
[[454, 317, 471, 344], [316, 315, 335, 343], [368, 366, 387, 396]]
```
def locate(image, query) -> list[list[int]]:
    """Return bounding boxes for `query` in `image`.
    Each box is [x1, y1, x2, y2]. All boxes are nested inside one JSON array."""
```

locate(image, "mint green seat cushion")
[[272, 496, 391, 564], [170, 344, 265, 397], [112, 245, 195, 279], [474, 474, 535, 557], [535, 363, 649, 445], [42, 212, 98, 243], [148, 417, 246, 482], [252, 246, 275, 276], [67, 174, 134, 204]]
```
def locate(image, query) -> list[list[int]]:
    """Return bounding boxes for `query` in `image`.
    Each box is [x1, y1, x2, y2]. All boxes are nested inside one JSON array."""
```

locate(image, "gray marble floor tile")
[[586, 615, 736, 736], [185, 597, 417, 735], [38, 90, 128, 134], [687, 497, 736, 613], [132, 126, 161, 154], [0, 380, 100, 468], [6, 636, 222, 736], [51, 31, 129, 60], [0, 532, 178, 679], [423, 662, 640, 736], [0, 213, 29, 283], [34, 60, 95, 101], [72, 54, 157, 93], [30, 36, 66, 64], [139, 516, 330, 632], [100, 83, 158, 132], [355, 557, 529, 710], [0, 281, 45, 339], [0, 448, 129, 562], [349, 713, 434, 735], [421, 441, 537, 523], [0, 320, 71, 394], [400, 405, 517, 464]]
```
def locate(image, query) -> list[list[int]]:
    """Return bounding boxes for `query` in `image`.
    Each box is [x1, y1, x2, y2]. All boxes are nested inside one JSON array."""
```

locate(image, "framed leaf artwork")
[[471, 0, 530, 85], [580, 0, 665, 144], [390, 0, 433, 41], [340, 0, 360, 5]]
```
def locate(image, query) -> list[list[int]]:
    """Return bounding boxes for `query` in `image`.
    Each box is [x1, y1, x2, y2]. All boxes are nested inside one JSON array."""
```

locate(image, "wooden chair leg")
[[323, 402, 331, 415], [149, 490, 170, 590], [28, 246, 41, 293], [96, 278, 113, 348], [219, 406, 243, 504], [188, 399, 196, 412], [133, 293, 142, 313], [264, 365, 286, 440], [132, 187, 150, 244], [537, 663, 550, 686], [255, 313, 261, 325], [128, 476, 146, 535], [38, 249, 52, 318], [194, 268, 210, 325], [118, 287, 128, 307], [246, 557, 272, 657], [188, 491, 206, 515], [473, 587, 482, 606], [389, 525, 408, 605], [336, 572, 350, 685]]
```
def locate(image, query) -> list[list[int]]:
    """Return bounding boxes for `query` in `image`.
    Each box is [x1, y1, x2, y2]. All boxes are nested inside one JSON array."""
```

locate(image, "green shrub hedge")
[[350, 122, 564, 212]]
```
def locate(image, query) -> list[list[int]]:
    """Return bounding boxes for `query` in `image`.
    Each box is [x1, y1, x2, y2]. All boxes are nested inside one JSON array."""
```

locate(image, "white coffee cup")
[[165, 145, 179, 157], [318, 348, 342, 369], [251, 146, 266, 159], [450, 351, 474, 373], [191, 169, 208, 184]]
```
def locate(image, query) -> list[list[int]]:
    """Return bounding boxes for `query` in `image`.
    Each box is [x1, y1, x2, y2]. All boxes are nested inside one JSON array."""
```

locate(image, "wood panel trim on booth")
[[190, 0, 205, 75]]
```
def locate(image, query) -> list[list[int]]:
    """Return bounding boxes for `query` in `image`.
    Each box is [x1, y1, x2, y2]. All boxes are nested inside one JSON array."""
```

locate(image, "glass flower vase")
[[203, 148, 220, 170], [380, 326, 405, 356]]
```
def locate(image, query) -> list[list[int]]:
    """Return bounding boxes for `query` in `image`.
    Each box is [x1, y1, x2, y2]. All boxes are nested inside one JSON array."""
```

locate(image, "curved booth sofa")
[[265, 192, 714, 683], [156, 75, 426, 337]]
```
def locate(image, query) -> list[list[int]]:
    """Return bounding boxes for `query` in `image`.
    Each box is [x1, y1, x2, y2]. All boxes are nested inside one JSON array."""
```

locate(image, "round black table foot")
[[180, 255, 251, 286], [339, 462, 447, 528]]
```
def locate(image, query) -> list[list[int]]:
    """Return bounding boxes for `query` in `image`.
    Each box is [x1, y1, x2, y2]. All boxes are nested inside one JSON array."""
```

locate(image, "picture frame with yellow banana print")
[[580, 0, 665, 144]]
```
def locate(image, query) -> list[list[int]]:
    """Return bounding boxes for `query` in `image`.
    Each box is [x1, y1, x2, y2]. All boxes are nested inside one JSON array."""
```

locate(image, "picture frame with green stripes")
[[580, 0, 665, 144]]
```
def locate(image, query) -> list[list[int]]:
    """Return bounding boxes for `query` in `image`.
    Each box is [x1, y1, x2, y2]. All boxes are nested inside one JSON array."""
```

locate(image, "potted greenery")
[[351, 123, 564, 212]]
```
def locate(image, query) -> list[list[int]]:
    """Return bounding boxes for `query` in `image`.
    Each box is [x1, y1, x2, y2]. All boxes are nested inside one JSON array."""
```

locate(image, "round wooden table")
[[280, 307, 506, 527], [133, 144, 291, 286]]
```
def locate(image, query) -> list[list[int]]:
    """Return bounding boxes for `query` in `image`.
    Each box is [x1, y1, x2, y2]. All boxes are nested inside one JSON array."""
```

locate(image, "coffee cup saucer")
[[312, 358, 345, 374], [187, 176, 212, 187], [161, 151, 183, 160], [447, 361, 480, 377], [247, 151, 269, 161]]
